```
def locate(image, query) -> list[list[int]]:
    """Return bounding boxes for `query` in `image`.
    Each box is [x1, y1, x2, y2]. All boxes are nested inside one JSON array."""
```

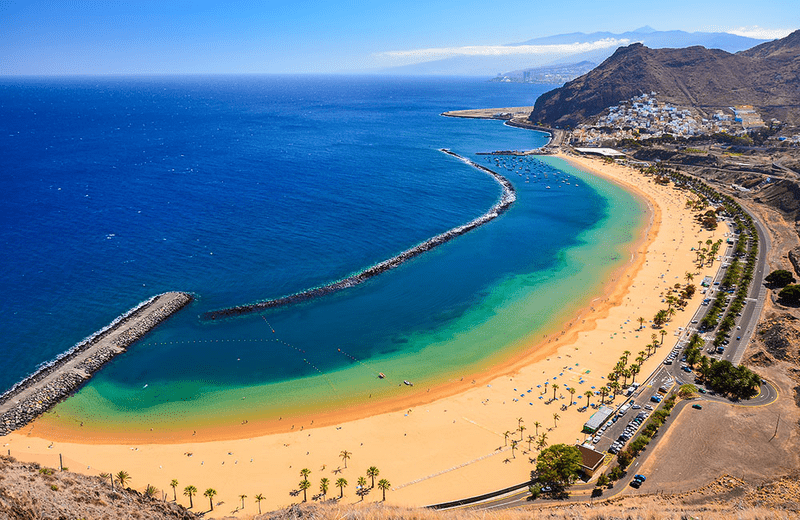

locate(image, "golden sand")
[[4, 153, 725, 517]]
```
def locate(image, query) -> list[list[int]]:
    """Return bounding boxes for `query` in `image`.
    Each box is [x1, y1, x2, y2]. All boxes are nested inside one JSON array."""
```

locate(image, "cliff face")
[[529, 30, 800, 127]]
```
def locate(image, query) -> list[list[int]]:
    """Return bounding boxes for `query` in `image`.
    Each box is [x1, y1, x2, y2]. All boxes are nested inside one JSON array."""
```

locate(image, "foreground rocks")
[[0, 455, 199, 520]]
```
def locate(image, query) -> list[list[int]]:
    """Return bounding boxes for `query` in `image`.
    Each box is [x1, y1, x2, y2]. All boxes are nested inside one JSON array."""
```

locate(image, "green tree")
[[532, 444, 582, 492], [366, 466, 380, 488], [766, 269, 795, 287], [596, 473, 610, 487], [377, 478, 391, 501], [552, 412, 560, 428], [678, 384, 698, 398], [335, 477, 348, 498], [503, 430, 512, 446], [320, 477, 329, 500], [533, 421, 542, 436], [145, 484, 158, 498], [239, 494, 247, 509], [115, 470, 131, 488], [552, 383, 559, 401], [339, 450, 351, 469], [204, 488, 217, 511], [568, 387, 576, 406], [254, 493, 265, 515], [779, 284, 800, 305], [300, 468, 311, 480], [100, 472, 114, 491], [299, 479, 311, 502], [584, 390, 593, 408], [511, 440, 518, 459], [653, 309, 668, 327], [170, 479, 179, 501], [183, 485, 197, 509], [638, 316, 645, 330]]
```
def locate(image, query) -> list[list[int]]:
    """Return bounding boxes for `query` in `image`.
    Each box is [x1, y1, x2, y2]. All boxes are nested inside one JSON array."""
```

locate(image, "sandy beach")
[[4, 153, 726, 517]]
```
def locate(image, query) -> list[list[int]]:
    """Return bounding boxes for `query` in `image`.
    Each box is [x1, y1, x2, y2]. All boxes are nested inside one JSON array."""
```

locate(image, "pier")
[[0, 291, 193, 436], [201, 150, 516, 320]]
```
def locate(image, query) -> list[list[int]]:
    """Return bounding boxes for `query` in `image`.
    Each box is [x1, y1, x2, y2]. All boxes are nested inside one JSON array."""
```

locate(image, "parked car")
[[692, 404, 703, 410]]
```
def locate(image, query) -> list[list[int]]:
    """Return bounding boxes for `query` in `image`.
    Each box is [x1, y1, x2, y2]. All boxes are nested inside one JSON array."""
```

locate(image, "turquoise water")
[[0, 76, 645, 432]]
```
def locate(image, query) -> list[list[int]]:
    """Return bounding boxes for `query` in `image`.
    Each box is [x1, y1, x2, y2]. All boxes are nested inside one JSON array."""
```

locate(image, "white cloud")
[[374, 38, 630, 66], [726, 26, 795, 40]]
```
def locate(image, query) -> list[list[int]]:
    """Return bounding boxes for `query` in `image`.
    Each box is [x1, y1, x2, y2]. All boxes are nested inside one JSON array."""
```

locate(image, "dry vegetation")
[[0, 455, 198, 520]]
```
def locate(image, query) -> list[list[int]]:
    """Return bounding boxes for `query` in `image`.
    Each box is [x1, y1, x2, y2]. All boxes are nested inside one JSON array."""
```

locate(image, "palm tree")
[[115, 470, 131, 489], [553, 412, 560, 428], [100, 472, 113, 491], [622, 350, 631, 364], [366, 466, 380, 488], [357, 476, 368, 501], [377, 479, 391, 501], [518, 424, 526, 441], [183, 485, 197, 509], [299, 479, 311, 502], [145, 484, 158, 498], [170, 479, 179, 501], [509, 439, 518, 458], [335, 477, 348, 498], [568, 387, 576, 406], [551, 383, 559, 401], [320, 478, 330, 500], [660, 329, 667, 345], [599, 385, 608, 404], [685, 271, 694, 283], [254, 493, 265, 515], [204, 488, 216, 511], [638, 316, 645, 330], [300, 468, 311, 480], [527, 434, 535, 451], [609, 381, 620, 395], [584, 390, 593, 408], [533, 421, 541, 436], [517, 417, 524, 430], [537, 433, 548, 450], [630, 364, 640, 384], [503, 430, 511, 446], [239, 494, 247, 509], [339, 450, 351, 469]]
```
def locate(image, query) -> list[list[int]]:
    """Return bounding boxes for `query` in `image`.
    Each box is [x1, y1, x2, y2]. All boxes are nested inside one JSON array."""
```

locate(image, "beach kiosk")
[[582, 405, 614, 434]]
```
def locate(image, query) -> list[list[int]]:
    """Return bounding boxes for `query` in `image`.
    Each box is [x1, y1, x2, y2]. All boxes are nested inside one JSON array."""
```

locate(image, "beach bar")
[[582, 405, 614, 433]]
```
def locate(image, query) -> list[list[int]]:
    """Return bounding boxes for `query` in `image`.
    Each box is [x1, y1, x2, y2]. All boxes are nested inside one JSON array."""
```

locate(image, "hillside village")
[[571, 92, 800, 145]]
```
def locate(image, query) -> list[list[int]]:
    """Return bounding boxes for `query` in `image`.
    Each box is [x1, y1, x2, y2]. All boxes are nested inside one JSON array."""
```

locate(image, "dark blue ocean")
[[0, 76, 642, 427]]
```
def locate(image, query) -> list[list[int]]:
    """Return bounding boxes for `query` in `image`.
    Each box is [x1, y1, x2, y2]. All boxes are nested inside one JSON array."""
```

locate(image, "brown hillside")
[[529, 30, 800, 127]]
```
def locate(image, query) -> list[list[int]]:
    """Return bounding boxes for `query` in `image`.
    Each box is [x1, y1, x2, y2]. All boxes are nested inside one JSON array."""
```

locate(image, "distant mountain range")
[[490, 61, 597, 84], [380, 27, 768, 77], [528, 29, 800, 127]]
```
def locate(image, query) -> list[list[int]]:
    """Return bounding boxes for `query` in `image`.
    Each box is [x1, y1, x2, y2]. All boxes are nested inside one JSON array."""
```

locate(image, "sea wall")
[[0, 292, 193, 436], [201, 150, 516, 320]]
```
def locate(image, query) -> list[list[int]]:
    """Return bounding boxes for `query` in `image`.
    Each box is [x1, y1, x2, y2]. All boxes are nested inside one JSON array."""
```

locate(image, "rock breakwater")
[[0, 292, 193, 436], [202, 150, 516, 320]]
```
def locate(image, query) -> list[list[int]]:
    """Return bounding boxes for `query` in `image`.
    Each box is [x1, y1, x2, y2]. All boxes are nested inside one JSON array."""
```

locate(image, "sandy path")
[[3, 155, 725, 518]]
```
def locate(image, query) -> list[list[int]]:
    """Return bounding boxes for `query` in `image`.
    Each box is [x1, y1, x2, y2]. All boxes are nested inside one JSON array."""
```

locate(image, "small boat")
[[404, 380, 413, 386], [378, 373, 385, 379]]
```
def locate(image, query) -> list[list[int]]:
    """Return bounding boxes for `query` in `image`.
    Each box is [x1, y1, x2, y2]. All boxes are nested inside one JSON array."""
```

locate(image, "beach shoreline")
[[4, 151, 724, 515]]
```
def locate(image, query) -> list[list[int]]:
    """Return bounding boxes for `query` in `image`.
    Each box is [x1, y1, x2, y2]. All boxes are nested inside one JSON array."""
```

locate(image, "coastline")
[[3, 151, 727, 515]]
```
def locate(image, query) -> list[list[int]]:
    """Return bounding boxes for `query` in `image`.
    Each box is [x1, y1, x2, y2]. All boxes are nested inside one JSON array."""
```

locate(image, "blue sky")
[[0, 0, 795, 75]]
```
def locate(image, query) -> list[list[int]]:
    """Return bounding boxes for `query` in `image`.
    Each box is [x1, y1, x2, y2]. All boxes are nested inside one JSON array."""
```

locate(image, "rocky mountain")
[[529, 30, 800, 127]]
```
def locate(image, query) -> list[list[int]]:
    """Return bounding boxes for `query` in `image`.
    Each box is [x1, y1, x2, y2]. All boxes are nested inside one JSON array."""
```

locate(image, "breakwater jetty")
[[0, 292, 193, 436], [202, 150, 516, 320]]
